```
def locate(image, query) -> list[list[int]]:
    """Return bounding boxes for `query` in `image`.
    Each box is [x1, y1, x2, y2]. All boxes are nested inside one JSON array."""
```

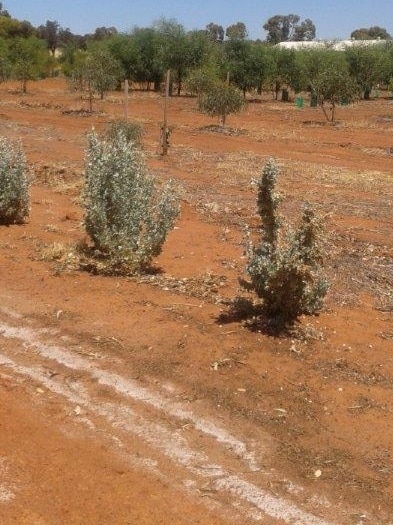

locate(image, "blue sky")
[[6, 0, 393, 40]]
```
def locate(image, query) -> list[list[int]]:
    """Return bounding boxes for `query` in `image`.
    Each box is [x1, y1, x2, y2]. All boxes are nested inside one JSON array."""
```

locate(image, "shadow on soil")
[[217, 295, 295, 338]]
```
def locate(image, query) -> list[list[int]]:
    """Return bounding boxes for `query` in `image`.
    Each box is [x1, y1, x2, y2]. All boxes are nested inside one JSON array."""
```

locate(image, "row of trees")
[[63, 29, 393, 104], [1, 1, 391, 49], [1, 5, 393, 116]]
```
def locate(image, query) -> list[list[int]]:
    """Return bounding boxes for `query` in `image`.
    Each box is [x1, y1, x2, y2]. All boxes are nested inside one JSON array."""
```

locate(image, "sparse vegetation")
[[0, 137, 29, 224], [245, 159, 328, 324], [0, 3, 393, 520], [104, 119, 143, 146], [83, 131, 179, 274]]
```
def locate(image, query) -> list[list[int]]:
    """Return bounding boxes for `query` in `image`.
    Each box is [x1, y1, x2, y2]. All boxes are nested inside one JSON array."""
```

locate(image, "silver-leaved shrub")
[[0, 137, 29, 224], [246, 159, 328, 323], [83, 131, 179, 274]]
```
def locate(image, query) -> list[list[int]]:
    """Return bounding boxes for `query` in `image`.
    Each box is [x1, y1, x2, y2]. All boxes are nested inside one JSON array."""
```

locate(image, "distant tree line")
[[0, 1, 392, 110]]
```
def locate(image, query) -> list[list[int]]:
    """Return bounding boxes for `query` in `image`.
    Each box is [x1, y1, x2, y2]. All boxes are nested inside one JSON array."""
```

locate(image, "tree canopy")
[[350, 26, 391, 40], [263, 14, 316, 44], [225, 22, 248, 41], [37, 20, 60, 55], [206, 23, 224, 43], [198, 82, 244, 127]]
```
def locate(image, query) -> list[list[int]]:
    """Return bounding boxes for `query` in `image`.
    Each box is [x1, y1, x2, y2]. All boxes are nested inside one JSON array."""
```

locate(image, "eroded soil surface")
[[0, 79, 392, 524]]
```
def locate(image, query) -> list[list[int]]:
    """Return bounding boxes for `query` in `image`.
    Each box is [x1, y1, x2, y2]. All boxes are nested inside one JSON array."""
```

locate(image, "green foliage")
[[0, 39, 11, 81], [0, 137, 29, 224], [58, 42, 79, 77], [85, 48, 123, 99], [206, 23, 224, 43], [263, 14, 315, 44], [351, 26, 391, 40], [0, 14, 35, 39], [345, 44, 387, 99], [185, 67, 218, 97], [246, 159, 328, 323], [104, 119, 143, 145], [106, 28, 160, 88], [0, 3, 10, 18], [83, 132, 179, 274], [293, 18, 316, 41], [225, 22, 248, 41], [312, 65, 360, 122], [91, 26, 118, 41], [293, 48, 347, 93], [155, 18, 188, 95], [247, 43, 277, 94], [256, 159, 281, 247], [156, 18, 211, 95], [270, 47, 299, 97], [9, 36, 50, 92], [0, 55, 10, 81], [4, 7, 393, 108], [70, 48, 123, 109], [37, 20, 60, 55], [126, 28, 164, 88], [198, 82, 244, 126], [223, 38, 253, 93]]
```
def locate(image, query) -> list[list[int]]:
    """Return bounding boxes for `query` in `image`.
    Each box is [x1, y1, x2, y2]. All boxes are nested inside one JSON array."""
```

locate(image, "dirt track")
[[0, 79, 392, 524]]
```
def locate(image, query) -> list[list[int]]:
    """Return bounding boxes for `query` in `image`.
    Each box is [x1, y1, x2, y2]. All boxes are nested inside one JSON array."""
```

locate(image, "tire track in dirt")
[[0, 310, 359, 524], [0, 457, 15, 503]]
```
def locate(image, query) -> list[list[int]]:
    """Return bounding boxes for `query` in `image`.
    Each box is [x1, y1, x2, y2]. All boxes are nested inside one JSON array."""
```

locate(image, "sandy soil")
[[0, 78, 392, 524]]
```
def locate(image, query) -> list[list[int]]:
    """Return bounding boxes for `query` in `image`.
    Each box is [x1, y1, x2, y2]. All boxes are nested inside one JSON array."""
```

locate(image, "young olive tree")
[[198, 82, 244, 127], [84, 132, 179, 274], [9, 36, 50, 93], [246, 159, 328, 324], [312, 66, 360, 122], [0, 137, 29, 224], [71, 49, 123, 111], [87, 49, 123, 100]]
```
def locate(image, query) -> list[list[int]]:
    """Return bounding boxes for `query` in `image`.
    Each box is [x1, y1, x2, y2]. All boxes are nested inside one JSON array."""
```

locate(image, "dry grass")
[[32, 162, 83, 194], [36, 241, 80, 274]]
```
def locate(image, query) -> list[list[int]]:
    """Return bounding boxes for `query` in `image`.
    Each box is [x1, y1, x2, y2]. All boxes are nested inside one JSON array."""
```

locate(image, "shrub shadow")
[[217, 295, 294, 337]]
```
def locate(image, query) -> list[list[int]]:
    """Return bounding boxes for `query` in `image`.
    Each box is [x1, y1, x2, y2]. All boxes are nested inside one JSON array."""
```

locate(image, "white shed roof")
[[276, 39, 386, 51]]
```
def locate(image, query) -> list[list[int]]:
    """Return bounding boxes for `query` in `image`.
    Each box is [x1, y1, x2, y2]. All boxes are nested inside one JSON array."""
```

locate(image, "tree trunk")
[[320, 102, 330, 123], [177, 69, 182, 96], [364, 88, 371, 100], [275, 81, 280, 100]]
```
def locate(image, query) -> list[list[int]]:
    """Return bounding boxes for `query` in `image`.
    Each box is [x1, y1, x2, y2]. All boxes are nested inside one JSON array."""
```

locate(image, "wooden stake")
[[124, 79, 129, 121], [161, 69, 170, 156]]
